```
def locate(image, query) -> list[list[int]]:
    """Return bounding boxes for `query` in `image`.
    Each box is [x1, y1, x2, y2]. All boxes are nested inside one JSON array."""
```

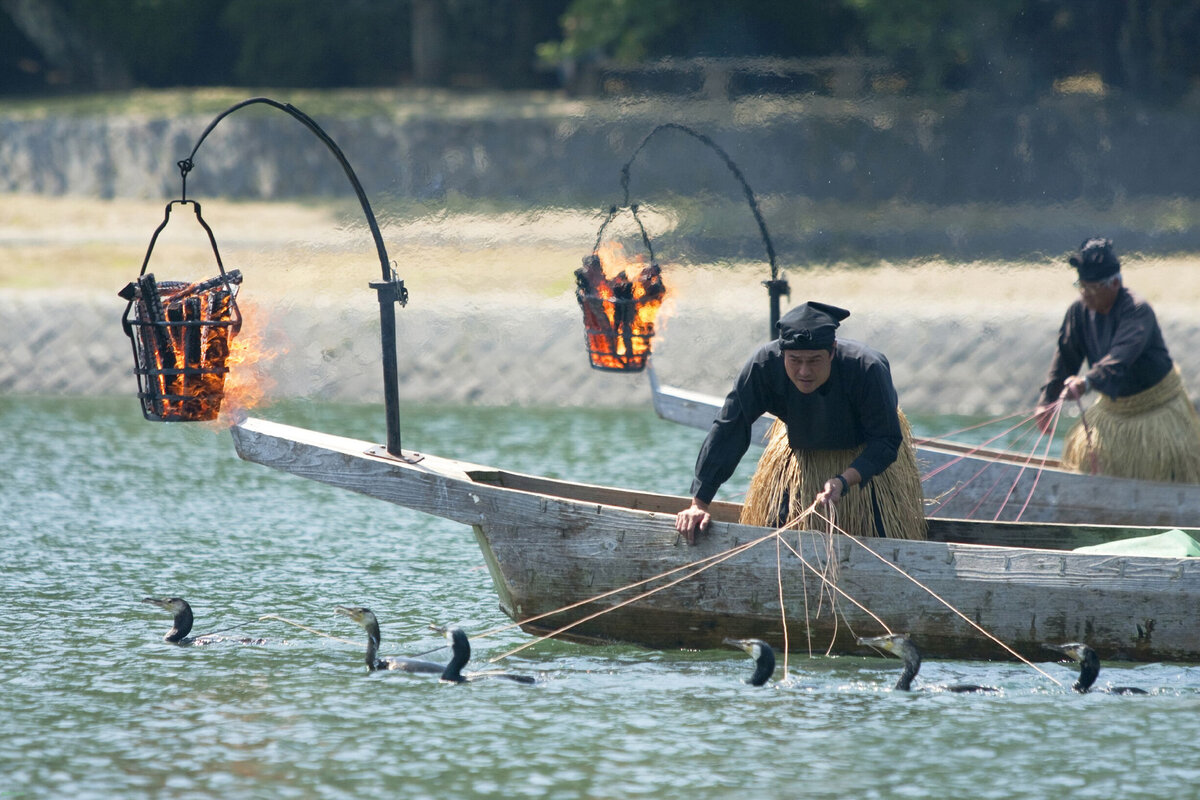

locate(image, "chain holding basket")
[[119, 200, 243, 422]]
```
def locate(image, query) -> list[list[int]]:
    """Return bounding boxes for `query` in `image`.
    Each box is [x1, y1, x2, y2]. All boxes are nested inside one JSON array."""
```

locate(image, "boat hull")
[[231, 417, 1200, 662]]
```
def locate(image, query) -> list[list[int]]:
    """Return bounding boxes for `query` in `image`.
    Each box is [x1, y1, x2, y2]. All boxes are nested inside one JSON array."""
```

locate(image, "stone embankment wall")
[[6, 289, 1200, 416], [7, 93, 1200, 413]]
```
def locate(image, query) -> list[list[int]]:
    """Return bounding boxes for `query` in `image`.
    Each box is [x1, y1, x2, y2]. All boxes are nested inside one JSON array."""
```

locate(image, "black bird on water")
[[434, 625, 536, 685], [141, 597, 266, 645], [1042, 642, 1149, 695], [857, 633, 999, 693], [335, 607, 535, 685], [724, 637, 776, 686], [335, 606, 447, 674]]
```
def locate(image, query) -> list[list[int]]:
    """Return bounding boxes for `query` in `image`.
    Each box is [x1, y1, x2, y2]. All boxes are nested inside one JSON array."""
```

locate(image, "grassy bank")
[[5, 193, 1200, 322]]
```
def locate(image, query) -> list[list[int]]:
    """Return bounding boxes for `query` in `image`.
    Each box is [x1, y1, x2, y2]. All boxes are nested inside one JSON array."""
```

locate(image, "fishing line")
[[1010, 404, 1065, 521], [775, 534, 790, 678], [806, 508, 1064, 686], [990, 400, 1070, 521], [774, 533, 893, 636], [797, 531, 814, 659], [921, 412, 1041, 482], [925, 409, 1056, 519], [191, 620, 261, 640], [487, 530, 789, 663], [258, 614, 361, 647], [1076, 396, 1100, 474], [487, 520, 816, 662], [471, 527, 785, 642], [911, 409, 1030, 446]]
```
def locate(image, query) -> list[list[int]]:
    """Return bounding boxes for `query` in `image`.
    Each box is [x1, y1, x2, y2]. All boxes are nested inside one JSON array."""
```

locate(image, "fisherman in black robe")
[[1035, 238, 1200, 482], [675, 301, 927, 543]]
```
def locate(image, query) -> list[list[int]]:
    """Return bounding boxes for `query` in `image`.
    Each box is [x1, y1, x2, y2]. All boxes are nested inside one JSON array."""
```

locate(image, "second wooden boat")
[[648, 365, 1200, 527]]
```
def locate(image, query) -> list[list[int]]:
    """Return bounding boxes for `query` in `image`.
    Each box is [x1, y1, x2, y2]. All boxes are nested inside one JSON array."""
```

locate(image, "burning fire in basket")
[[575, 242, 667, 372], [119, 269, 244, 422]]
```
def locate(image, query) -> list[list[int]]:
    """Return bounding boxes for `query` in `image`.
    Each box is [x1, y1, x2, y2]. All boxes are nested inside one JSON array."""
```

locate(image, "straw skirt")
[[739, 415, 928, 539], [1063, 366, 1200, 483]]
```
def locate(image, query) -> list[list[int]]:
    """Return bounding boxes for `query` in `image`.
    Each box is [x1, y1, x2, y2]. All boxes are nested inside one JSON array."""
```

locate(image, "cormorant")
[[724, 637, 776, 686], [335, 606, 445, 673], [141, 596, 266, 645], [1042, 642, 1149, 695], [335, 607, 535, 684], [857, 633, 999, 693], [435, 626, 536, 685]]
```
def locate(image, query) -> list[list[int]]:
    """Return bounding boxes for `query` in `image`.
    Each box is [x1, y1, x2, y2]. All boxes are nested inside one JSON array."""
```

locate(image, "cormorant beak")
[[721, 637, 750, 653], [141, 597, 170, 610], [856, 634, 898, 655], [1040, 642, 1082, 662]]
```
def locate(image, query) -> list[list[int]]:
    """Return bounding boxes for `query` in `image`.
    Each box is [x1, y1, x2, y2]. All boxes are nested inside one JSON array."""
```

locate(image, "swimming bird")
[[724, 637, 776, 686], [857, 633, 999, 693], [141, 596, 266, 645], [1042, 642, 1149, 695], [335, 606, 446, 673], [435, 625, 536, 685]]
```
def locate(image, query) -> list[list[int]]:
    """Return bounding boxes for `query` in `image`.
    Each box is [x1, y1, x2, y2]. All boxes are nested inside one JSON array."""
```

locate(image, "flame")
[[132, 274, 279, 423], [575, 241, 668, 372], [215, 300, 280, 425]]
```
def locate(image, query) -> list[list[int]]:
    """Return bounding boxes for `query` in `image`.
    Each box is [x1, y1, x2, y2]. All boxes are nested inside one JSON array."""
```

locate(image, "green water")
[[2, 396, 1198, 800]]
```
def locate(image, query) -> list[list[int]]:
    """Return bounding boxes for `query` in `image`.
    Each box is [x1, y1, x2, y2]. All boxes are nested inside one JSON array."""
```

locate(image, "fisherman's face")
[[783, 347, 834, 394], [1077, 276, 1120, 313]]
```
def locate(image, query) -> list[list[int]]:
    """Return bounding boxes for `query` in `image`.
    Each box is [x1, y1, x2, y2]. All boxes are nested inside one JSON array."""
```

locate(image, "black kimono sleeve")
[[1038, 304, 1087, 406], [841, 356, 902, 483], [689, 352, 775, 505]]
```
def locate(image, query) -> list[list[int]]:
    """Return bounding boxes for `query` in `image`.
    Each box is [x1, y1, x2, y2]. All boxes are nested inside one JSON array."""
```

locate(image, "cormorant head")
[[1042, 642, 1100, 692], [857, 633, 921, 690], [723, 637, 776, 686], [335, 605, 383, 656], [335, 606, 379, 629], [142, 596, 190, 614], [141, 596, 194, 642], [857, 633, 919, 664]]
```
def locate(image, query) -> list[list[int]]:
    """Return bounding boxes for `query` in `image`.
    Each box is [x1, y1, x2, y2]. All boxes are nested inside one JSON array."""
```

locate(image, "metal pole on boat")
[[177, 97, 408, 456]]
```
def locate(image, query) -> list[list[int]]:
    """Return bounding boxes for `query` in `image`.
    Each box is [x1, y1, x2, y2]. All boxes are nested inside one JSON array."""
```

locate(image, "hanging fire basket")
[[119, 200, 243, 422], [117, 97, 409, 458], [575, 203, 667, 373]]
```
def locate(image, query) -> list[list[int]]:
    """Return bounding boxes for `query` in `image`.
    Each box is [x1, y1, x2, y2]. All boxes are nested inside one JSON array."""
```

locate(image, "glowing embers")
[[119, 200, 243, 421], [120, 270, 243, 421], [574, 244, 666, 372]]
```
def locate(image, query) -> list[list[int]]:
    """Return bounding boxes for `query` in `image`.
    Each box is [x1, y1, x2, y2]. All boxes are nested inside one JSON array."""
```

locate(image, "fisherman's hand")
[[1060, 375, 1089, 402], [675, 499, 711, 545], [1034, 403, 1057, 434], [816, 474, 848, 507]]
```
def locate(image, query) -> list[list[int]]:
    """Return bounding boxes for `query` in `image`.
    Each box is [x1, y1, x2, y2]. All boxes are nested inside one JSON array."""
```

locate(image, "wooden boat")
[[648, 365, 1200, 528], [231, 415, 1200, 663]]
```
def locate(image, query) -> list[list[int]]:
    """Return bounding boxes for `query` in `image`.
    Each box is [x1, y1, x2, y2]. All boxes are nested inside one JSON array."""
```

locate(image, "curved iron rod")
[[179, 97, 407, 456], [620, 122, 777, 278], [619, 122, 788, 338]]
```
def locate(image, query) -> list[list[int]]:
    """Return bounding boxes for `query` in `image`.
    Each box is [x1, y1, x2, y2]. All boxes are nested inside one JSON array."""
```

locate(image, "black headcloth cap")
[[1069, 237, 1120, 282], [777, 301, 850, 350]]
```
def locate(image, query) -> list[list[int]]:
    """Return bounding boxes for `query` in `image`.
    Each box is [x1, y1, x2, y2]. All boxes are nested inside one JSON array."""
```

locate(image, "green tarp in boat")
[[1074, 528, 1200, 557]]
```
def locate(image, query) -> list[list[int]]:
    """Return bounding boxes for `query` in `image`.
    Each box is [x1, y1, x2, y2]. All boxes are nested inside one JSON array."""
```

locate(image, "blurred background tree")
[[2, 0, 1199, 103]]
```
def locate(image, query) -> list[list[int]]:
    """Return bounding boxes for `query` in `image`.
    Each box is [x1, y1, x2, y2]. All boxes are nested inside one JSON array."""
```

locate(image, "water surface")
[[2, 397, 1197, 799]]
